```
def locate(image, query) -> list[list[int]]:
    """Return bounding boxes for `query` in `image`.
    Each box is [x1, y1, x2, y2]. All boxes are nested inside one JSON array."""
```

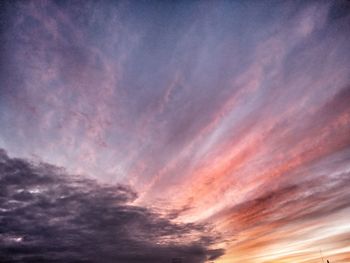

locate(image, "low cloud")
[[0, 149, 224, 263]]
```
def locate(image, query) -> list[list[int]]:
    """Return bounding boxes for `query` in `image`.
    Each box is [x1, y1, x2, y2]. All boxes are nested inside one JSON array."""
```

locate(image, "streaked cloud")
[[0, 0, 349, 262]]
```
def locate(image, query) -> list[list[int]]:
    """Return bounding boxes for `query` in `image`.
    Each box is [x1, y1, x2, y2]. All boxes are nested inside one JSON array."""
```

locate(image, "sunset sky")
[[1, 0, 350, 262]]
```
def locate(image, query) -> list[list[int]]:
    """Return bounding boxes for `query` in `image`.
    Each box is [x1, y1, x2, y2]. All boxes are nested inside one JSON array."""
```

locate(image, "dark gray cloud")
[[0, 149, 224, 263]]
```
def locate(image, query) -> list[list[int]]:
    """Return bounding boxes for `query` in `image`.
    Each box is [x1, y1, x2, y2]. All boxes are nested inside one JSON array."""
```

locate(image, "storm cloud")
[[0, 149, 223, 263]]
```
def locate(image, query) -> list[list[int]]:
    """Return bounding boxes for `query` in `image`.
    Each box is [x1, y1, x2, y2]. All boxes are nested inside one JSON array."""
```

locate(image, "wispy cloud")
[[0, 0, 349, 262]]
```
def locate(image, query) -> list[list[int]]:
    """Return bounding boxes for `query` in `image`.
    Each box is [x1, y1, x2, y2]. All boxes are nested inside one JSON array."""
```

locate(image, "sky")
[[0, 0, 350, 262]]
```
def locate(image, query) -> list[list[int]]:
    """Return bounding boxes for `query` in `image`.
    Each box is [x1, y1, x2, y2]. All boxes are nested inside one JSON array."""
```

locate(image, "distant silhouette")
[[327, 260, 330, 263]]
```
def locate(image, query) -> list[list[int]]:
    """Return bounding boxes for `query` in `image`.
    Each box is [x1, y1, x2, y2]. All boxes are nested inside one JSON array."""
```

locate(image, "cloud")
[[0, 149, 224, 263], [224, 174, 350, 230], [0, 1, 350, 261], [212, 155, 350, 261]]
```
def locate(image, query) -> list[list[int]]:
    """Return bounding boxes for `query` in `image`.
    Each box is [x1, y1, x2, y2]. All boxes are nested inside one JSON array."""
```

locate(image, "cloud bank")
[[0, 149, 223, 263]]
